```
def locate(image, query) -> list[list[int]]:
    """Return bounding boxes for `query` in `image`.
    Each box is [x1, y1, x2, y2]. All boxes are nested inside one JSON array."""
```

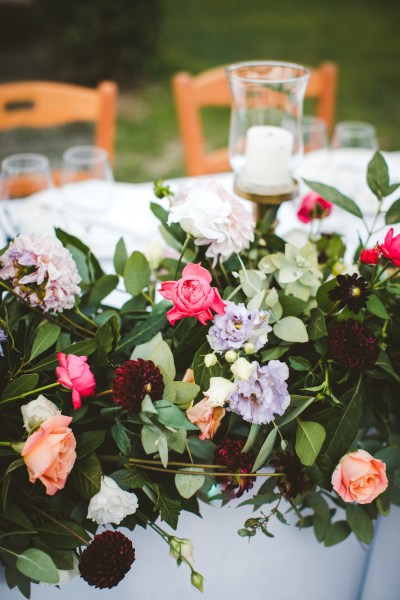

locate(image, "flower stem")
[[174, 234, 191, 279], [0, 382, 60, 406], [133, 463, 282, 477], [93, 388, 113, 398], [141, 290, 155, 305], [74, 306, 98, 328], [59, 313, 96, 337]]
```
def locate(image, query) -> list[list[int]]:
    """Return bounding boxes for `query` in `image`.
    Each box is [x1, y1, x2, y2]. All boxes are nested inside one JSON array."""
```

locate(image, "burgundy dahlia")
[[328, 319, 380, 371], [79, 531, 135, 589], [112, 358, 165, 414], [328, 273, 370, 314], [214, 438, 256, 498], [270, 451, 309, 500]]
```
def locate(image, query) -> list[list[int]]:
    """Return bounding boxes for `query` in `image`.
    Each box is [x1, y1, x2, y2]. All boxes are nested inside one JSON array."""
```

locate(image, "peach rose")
[[186, 398, 225, 440], [21, 415, 76, 496], [331, 449, 388, 504]]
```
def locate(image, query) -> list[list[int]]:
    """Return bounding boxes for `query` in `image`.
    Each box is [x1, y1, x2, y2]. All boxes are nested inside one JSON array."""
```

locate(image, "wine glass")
[[60, 146, 114, 229], [0, 153, 55, 239], [302, 116, 329, 154]]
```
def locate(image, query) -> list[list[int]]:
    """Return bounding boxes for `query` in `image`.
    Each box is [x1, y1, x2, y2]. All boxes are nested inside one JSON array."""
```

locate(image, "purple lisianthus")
[[0, 328, 7, 356], [207, 301, 271, 353], [228, 360, 290, 425]]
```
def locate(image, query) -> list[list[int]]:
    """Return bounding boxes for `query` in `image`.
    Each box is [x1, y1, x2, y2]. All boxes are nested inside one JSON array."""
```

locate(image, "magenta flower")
[[56, 353, 96, 409]]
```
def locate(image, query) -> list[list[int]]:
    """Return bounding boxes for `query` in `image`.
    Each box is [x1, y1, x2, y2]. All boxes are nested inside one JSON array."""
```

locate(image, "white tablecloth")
[[1, 149, 400, 599]]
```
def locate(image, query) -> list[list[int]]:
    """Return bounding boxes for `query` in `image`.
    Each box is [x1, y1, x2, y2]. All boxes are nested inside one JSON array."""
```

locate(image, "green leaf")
[[113, 237, 128, 275], [303, 179, 363, 218], [149, 340, 176, 381], [385, 197, 400, 224], [29, 321, 61, 361], [288, 356, 312, 372], [142, 425, 164, 454], [277, 396, 315, 427], [367, 151, 390, 199], [187, 437, 216, 462], [117, 310, 168, 352], [71, 453, 101, 499], [88, 274, 119, 304], [155, 400, 199, 430], [324, 385, 364, 465], [156, 493, 181, 530], [164, 428, 187, 454], [16, 549, 59, 584], [123, 251, 151, 297], [242, 423, 261, 453], [252, 428, 277, 471], [316, 278, 338, 313], [278, 295, 307, 317], [192, 342, 220, 394], [33, 338, 98, 372], [375, 351, 400, 382], [94, 314, 120, 369], [324, 521, 351, 546], [346, 504, 374, 544], [111, 422, 131, 454], [295, 421, 326, 466], [172, 381, 201, 409], [274, 316, 309, 343], [1, 504, 34, 532], [308, 308, 327, 340], [366, 294, 389, 319], [374, 446, 400, 472], [76, 430, 106, 459], [131, 332, 163, 360], [38, 520, 91, 549], [1, 374, 39, 402], [175, 467, 205, 499], [261, 346, 289, 361]]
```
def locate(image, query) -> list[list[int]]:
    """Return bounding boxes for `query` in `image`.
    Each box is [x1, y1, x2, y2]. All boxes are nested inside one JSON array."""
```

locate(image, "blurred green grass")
[[115, 0, 400, 183]]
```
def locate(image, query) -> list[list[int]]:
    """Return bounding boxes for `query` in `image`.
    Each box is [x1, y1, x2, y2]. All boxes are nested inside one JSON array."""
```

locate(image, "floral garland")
[[0, 152, 399, 596]]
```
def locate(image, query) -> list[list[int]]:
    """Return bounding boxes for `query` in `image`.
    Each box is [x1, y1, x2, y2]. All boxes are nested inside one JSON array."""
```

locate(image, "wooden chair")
[[172, 62, 337, 176], [0, 81, 117, 167]]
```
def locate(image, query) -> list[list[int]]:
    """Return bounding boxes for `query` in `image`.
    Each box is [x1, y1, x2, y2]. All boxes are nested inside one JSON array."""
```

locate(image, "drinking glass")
[[60, 146, 114, 220], [0, 153, 54, 238], [302, 116, 329, 153], [331, 121, 378, 151]]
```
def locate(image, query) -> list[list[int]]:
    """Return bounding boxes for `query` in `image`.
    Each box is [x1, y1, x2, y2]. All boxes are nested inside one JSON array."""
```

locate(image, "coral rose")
[[378, 228, 400, 266], [331, 449, 388, 504], [56, 353, 96, 410], [186, 398, 225, 440], [159, 262, 226, 325], [21, 415, 76, 495], [297, 191, 332, 224]]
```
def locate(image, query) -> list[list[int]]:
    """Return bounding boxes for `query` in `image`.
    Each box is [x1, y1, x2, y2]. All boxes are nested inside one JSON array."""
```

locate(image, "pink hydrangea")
[[0, 234, 81, 313], [168, 180, 254, 265]]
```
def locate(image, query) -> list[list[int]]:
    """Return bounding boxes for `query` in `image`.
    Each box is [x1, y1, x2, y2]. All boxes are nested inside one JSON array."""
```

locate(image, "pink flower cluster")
[[360, 228, 400, 266], [0, 234, 81, 313]]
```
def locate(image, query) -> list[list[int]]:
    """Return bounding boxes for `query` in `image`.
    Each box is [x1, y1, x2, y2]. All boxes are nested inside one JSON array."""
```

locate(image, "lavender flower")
[[0, 234, 81, 313], [207, 301, 272, 353], [0, 328, 7, 356], [228, 360, 290, 425]]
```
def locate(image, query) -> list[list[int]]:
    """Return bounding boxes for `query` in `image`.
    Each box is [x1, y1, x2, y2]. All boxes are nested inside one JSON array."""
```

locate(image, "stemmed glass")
[[0, 153, 55, 239], [302, 116, 329, 154], [60, 146, 114, 234], [331, 121, 379, 151]]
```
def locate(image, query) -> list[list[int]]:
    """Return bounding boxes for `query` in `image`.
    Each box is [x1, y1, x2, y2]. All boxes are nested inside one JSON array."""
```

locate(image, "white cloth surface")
[[1, 149, 400, 599]]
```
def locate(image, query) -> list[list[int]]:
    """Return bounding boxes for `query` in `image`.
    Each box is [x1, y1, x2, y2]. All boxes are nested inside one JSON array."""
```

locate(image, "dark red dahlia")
[[79, 531, 135, 589], [328, 319, 380, 370], [112, 358, 164, 414], [214, 438, 256, 498], [270, 451, 309, 500], [328, 273, 370, 314]]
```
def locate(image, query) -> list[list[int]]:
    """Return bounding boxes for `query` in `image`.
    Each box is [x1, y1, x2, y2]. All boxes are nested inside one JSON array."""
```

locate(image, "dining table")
[[0, 148, 400, 600]]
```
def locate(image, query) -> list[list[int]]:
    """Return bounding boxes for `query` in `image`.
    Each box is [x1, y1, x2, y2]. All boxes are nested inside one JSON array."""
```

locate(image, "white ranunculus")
[[87, 476, 139, 525], [21, 395, 61, 433], [230, 357, 255, 381], [204, 377, 237, 407]]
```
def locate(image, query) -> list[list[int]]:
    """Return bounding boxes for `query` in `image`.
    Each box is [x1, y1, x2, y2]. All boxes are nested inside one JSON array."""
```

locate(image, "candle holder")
[[226, 61, 310, 220]]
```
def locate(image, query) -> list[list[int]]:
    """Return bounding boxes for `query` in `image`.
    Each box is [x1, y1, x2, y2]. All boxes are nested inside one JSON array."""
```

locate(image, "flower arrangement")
[[0, 152, 399, 597]]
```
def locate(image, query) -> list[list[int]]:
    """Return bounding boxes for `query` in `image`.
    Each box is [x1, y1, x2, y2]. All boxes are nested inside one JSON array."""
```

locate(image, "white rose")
[[204, 377, 237, 407], [170, 537, 194, 567], [230, 357, 255, 381], [87, 476, 139, 525], [168, 182, 231, 240], [21, 395, 61, 433]]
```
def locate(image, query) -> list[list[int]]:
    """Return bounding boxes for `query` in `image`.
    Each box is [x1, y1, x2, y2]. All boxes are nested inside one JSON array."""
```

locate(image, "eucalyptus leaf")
[[16, 549, 59, 584], [252, 428, 277, 471], [123, 251, 151, 297], [274, 316, 309, 343], [113, 237, 128, 275], [175, 468, 205, 499]]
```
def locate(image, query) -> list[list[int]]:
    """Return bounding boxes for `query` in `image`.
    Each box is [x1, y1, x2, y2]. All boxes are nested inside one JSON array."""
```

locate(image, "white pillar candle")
[[244, 125, 294, 188]]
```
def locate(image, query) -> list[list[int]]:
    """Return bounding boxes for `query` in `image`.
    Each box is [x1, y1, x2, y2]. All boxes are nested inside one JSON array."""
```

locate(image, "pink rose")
[[159, 263, 226, 325], [378, 228, 400, 266], [297, 191, 333, 224], [186, 398, 225, 440], [56, 353, 96, 410], [360, 247, 380, 265], [21, 415, 76, 496], [331, 449, 388, 504]]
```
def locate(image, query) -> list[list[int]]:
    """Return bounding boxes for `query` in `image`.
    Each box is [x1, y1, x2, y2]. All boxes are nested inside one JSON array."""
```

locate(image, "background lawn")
[[1, 0, 400, 183]]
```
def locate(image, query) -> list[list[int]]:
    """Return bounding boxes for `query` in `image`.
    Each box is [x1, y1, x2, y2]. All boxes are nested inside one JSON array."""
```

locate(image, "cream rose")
[[21, 395, 61, 433], [87, 475, 139, 525], [230, 357, 255, 381], [204, 377, 237, 407]]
